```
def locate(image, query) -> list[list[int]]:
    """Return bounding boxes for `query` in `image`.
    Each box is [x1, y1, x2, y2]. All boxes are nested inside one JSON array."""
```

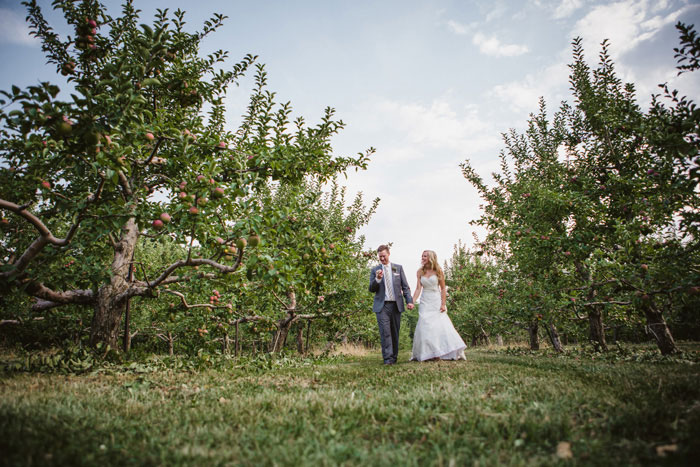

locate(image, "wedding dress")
[[411, 275, 466, 361]]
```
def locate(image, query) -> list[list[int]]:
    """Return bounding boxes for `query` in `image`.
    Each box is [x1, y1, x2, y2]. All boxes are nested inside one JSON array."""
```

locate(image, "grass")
[[1, 345, 700, 466]]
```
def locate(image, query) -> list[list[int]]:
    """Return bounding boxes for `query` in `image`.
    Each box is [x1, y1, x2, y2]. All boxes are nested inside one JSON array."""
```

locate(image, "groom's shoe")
[[383, 361, 396, 365]]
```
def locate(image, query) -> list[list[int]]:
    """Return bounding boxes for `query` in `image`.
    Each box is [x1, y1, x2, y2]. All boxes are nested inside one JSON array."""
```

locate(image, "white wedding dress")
[[411, 275, 466, 361]]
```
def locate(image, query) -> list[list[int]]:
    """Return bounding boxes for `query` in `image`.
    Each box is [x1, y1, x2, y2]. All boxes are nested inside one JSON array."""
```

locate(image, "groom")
[[369, 245, 414, 365]]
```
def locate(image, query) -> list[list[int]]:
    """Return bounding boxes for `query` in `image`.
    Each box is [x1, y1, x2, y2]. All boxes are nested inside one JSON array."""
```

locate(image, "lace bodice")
[[420, 274, 439, 292]]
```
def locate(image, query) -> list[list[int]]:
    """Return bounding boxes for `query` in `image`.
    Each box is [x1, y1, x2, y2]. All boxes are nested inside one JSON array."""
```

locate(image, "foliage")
[[0, 0, 372, 349], [461, 24, 700, 354]]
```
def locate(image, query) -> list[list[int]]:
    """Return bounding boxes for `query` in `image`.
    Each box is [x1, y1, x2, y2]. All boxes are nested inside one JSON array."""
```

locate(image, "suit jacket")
[[369, 263, 413, 313]]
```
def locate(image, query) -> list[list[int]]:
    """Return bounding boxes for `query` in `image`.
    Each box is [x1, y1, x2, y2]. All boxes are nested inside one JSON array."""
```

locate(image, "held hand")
[[440, 304, 446, 312], [376, 269, 383, 280], [407, 303, 414, 310]]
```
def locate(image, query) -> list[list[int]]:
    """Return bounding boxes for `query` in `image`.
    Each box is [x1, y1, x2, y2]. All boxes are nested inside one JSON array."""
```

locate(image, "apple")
[[320, 247, 327, 254], [209, 178, 216, 185], [641, 264, 649, 271], [248, 235, 260, 247], [197, 197, 208, 206], [145, 132, 155, 141], [56, 120, 73, 136], [178, 192, 188, 200], [563, 251, 571, 256], [160, 213, 171, 223], [87, 19, 97, 28], [236, 237, 247, 250], [215, 237, 225, 245], [152, 219, 164, 230], [211, 187, 225, 198], [217, 141, 227, 149], [196, 175, 206, 182], [179, 181, 187, 190], [189, 206, 199, 215]]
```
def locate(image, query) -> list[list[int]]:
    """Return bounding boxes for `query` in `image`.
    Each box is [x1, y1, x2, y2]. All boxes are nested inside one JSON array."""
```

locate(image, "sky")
[[1, 0, 699, 280]]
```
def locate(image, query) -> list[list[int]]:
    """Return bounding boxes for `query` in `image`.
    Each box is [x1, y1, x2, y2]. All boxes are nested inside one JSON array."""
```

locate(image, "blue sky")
[[1, 0, 699, 278]]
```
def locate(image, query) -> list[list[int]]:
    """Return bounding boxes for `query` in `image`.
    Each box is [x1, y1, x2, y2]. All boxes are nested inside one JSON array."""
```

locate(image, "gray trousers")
[[376, 301, 401, 363]]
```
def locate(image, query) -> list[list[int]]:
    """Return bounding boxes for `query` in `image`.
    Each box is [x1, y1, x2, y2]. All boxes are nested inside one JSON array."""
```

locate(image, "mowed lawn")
[[1, 346, 699, 466]]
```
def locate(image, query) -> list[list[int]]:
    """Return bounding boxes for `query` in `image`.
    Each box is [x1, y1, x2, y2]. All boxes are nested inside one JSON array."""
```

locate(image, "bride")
[[411, 250, 466, 361]]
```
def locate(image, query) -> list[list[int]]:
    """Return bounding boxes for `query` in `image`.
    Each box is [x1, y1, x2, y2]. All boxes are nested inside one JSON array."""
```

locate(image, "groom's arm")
[[369, 268, 380, 293], [399, 266, 413, 305]]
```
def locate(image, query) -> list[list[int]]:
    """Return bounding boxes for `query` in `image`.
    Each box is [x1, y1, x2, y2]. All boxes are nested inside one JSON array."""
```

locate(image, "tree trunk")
[[234, 320, 240, 357], [305, 320, 311, 353], [575, 261, 607, 352], [272, 317, 296, 353], [223, 332, 230, 355], [122, 259, 135, 353], [528, 321, 540, 350], [479, 326, 490, 345], [296, 324, 304, 354], [167, 331, 174, 356], [641, 299, 679, 355], [496, 335, 504, 346], [90, 217, 139, 349], [546, 322, 563, 352], [588, 306, 608, 352]]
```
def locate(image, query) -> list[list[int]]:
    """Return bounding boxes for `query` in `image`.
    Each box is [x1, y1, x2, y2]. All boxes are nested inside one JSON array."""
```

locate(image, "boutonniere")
[[391, 266, 398, 274]]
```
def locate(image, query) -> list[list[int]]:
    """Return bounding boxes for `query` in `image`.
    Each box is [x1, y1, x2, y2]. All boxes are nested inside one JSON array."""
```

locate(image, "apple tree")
[[0, 0, 370, 350]]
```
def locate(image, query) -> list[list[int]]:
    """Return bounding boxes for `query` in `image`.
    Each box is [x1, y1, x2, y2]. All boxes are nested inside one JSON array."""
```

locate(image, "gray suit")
[[369, 263, 413, 364]]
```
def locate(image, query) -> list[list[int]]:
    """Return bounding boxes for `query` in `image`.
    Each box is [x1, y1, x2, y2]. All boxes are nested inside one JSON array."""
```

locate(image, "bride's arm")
[[412, 270, 422, 303], [439, 276, 447, 312]]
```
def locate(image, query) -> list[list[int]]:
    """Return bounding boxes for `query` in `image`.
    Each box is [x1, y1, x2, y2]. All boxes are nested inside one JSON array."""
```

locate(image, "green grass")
[[1, 346, 700, 466]]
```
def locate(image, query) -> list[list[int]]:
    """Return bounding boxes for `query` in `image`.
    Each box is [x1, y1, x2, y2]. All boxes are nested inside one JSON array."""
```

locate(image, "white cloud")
[[490, 61, 570, 114], [338, 96, 503, 274], [359, 97, 501, 159], [572, 0, 689, 59], [553, 0, 583, 19], [473, 32, 529, 57], [446, 19, 470, 35], [0, 8, 38, 46]]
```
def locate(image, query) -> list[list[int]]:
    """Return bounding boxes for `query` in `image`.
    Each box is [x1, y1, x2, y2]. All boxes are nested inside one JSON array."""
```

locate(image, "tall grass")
[[1, 345, 699, 466]]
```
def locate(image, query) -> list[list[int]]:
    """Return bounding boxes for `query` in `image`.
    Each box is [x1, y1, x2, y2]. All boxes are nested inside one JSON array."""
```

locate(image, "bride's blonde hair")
[[421, 250, 444, 282]]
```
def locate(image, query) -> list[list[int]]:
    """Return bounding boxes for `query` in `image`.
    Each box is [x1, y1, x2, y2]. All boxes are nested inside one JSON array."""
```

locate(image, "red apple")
[[212, 187, 225, 198], [189, 206, 199, 215], [197, 197, 208, 206], [145, 132, 155, 141], [41, 180, 51, 189], [217, 141, 227, 149], [179, 181, 187, 190], [160, 213, 171, 223], [215, 237, 225, 245], [641, 264, 649, 271], [196, 175, 206, 182], [178, 192, 188, 200], [152, 219, 164, 230]]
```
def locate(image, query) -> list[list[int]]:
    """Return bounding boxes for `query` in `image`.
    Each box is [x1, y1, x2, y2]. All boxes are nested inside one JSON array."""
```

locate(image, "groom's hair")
[[377, 245, 390, 253]]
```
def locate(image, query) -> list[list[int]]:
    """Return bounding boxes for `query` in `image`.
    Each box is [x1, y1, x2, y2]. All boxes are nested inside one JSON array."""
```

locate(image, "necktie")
[[384, 265, 394, 301]]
